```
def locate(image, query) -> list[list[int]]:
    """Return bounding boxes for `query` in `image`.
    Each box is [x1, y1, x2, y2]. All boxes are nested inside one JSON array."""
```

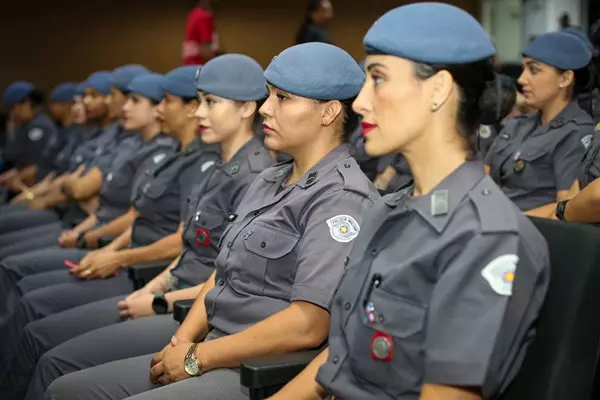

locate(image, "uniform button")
[[344, 302, 351, 310], [261, 242, 266, 248], [378, 314, 385, 323], [344, 256, 349, 266], [333, 356, 339, 364], [254, 151, 260, 156], [344, 162, 351, 168], [482, 188, 491, 196], [371, 249, 377, 257], [218, 280, 225, 286], [227, 242, 232, 248], [253, 211, 260, 216]]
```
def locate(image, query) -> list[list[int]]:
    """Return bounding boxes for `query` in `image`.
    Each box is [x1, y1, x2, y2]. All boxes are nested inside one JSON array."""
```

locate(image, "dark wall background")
[[0, 0, 478, 95]]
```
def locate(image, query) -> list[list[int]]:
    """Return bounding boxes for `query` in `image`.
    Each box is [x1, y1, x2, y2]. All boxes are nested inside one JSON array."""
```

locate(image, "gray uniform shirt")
[[578, 123, 600, 190], [172, 137, 274, 286], [16, 113, 57, 169], [53, 124, 86, 174], [485, 101, 594, 210], [88, 127, 141, 177], [68, 125, 109, 171], [204, 144, 380, 336], [95, 133, 178, 224], [317, 161, 550, 400], [131, 139, 220, 247]]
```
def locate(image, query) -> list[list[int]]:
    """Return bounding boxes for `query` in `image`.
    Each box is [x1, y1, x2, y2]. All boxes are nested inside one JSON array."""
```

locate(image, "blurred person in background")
[[183, 0, 219, 65], [296, 0, 334, 44]]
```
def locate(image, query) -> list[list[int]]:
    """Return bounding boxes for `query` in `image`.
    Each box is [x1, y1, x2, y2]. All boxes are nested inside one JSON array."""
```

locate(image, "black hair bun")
[[479, 73, 517, 126]]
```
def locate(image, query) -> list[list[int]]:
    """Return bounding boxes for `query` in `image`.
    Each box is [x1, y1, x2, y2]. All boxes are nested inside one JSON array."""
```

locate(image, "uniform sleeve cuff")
[[290, 284, 334, 310], [424, 360, 486, 387]]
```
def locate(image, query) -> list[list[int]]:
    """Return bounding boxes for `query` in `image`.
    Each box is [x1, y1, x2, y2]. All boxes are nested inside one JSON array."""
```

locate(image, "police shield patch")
[[28, 128, 43, 141], [326, 215, 360, 243], [481, 254, 519, 296], [478, 125, 492, 139]]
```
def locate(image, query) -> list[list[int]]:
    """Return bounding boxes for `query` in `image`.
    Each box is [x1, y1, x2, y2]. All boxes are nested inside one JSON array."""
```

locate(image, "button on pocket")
[[346, 288, 426, 397], [238, 221, 300, 297]]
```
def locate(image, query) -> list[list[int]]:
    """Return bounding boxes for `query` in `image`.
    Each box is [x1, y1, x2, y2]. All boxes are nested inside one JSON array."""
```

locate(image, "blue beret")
[[3, 81, 34, 107], [562, 27, 595, 52], [87, 71, 113, 95], [75, 81, 87, 96], [162, 66, 200, 99], [364, 3, 496, 64], [127, 73, 165, 103], [523, 32, 592, 70], [196, 54, 267, 101], [50, 82, 78, 102], [264, 43, 364, 101], [112, 64, 151, 92]]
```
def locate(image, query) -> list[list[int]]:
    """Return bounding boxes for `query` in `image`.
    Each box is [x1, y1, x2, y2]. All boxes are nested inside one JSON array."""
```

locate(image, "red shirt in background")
[[183, 7, 218, 65]]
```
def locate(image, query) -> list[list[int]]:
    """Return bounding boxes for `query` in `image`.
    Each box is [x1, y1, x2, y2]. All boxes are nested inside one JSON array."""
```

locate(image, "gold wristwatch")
[[183, 343, 202, 377]]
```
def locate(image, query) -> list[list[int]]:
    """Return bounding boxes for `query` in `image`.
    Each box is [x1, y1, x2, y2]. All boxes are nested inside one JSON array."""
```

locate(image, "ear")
[[558, 70, 575, 89], [430, 70, 454, 112], [239, 101, 257, 119], [320, 100, 343, 127]]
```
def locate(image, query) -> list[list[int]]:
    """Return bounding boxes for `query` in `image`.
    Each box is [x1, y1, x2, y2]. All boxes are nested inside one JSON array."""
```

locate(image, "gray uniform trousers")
[[0, 208, 60, 235], [20, 308, 178, 400], [0, 270, 134, 380], [0, 222, 66, 261], [0, 203, 27, 214], [0, 247, 88, 321], [45, 330, 249, 400]]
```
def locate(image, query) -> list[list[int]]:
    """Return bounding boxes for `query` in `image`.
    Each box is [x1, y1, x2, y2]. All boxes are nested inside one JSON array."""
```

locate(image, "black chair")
[[128, 261, 171, 290], [240, 217, 600, 400], [173, 299, 195, 323]]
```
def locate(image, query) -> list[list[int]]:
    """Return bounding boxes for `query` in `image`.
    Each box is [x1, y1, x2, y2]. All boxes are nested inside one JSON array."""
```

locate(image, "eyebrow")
[[366, 62, 387, 72], [524, 60, 540, 67]]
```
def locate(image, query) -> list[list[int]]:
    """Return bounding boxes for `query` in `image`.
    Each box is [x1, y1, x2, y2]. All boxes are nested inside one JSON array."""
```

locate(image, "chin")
[[199, 131, 219, 144], [263, 135, 283, 153], [364, 136, 395, 158]]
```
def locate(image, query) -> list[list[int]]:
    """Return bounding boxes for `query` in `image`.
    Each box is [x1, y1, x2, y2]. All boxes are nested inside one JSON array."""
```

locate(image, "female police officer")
[[270, 3, 550, 400], [0, 67, 220, 380], [6, 54, 273, 400], [485, 31, 595, 214], [44, 42, 379, 400]]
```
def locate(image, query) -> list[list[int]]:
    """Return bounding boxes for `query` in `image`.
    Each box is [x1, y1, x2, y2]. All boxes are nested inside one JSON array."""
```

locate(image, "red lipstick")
[[361, 121, 377, 136]]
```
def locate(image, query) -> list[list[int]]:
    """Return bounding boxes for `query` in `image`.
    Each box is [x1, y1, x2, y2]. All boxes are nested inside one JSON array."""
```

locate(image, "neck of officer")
[[540, 93, 570, 126], [140, 122, 161, 142], [98, 113, 113, 128], [178, 121, 197, 150], [221, 125, 254, 163], [403, 126, 469, 197], [287, 130, 341, 185]]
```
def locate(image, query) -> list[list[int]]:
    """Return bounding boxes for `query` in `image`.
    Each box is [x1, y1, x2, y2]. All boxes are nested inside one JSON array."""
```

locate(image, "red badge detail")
[[371, 331, 393, 362], [195, 228, 210, 247]]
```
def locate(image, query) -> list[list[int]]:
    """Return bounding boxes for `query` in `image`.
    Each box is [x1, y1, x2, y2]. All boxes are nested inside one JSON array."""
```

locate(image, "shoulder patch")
[[481, 254, 519, 296], [28, 128, 44, 141], [582, 134, 593, 150], [201, 160, 215, 173], [478, 125, 492, 139], [153, 153, 166, 164], [326, 215, 360, 243], [595, 122, 600, 133]]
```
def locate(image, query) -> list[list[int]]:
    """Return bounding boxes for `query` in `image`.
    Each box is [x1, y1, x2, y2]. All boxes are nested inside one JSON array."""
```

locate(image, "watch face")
[[184, 357, 200, 376]]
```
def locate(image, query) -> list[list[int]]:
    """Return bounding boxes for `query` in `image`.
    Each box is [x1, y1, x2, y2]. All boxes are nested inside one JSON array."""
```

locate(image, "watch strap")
[[556, 200, 569, 221]]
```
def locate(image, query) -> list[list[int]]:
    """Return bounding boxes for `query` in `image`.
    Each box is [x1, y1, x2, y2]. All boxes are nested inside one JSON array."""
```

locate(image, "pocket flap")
[[243, 222, 300, 259], [363, 289, 426, 339], [518, 146, 548, 162], [194, 208, 225, 230]]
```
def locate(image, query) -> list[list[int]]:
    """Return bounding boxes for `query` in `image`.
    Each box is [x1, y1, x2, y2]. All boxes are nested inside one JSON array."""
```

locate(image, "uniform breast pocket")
[[346, 288, 426, 397], [509, 146, 550, 189], [192, 209, 225, 249], [143, 181, 171, 200], [237, 222, 300, 297]]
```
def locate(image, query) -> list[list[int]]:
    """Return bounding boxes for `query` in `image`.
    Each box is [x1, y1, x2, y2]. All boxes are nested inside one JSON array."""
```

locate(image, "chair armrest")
[[240, 350, 320, 399], [127, 261, 170, 290], [173, 299, 195, 323]]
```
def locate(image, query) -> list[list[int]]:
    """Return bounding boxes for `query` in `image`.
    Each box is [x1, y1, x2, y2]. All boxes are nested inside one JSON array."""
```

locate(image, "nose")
[[352, 85, 369, 117], [156, 99, 165, 114], [259, 96, 273, 118]]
